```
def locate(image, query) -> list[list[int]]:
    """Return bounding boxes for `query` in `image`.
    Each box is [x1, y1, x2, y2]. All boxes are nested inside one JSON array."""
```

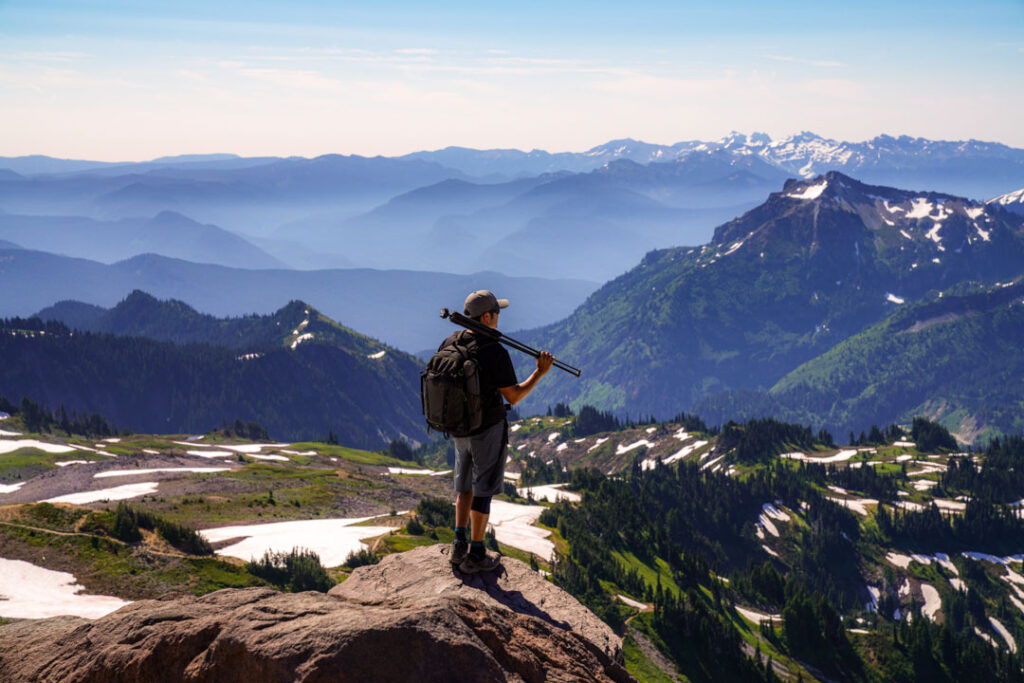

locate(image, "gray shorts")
[[453, 420, 508, 497]]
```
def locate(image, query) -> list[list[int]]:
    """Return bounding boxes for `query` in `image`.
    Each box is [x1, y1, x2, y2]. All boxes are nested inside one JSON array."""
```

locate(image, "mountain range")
[[0, 249, 596, 353], [1, 294, 424, 446], [517, 171, 1024, 442], [0, 210, 284, 269], [323, 151, 782, 280], [403, 131, 1024, 199], [2, 133, 1021, 282]]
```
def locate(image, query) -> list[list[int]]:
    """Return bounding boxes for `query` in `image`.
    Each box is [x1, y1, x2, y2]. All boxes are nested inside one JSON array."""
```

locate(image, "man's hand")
[[536, 351, 554, 376], [500, 351, 556, 405]]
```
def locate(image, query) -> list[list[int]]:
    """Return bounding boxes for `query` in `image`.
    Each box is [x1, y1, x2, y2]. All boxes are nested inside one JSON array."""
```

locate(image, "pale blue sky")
[[1, 0, 1022, 159]]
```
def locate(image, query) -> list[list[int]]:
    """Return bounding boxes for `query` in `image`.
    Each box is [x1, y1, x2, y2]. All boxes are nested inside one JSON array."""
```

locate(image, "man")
[[450, 290, 554, 573]]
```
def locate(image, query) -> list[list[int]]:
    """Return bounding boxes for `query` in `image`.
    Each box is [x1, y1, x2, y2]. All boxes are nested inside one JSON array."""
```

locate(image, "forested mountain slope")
[[517, 172, 1024, 422], [506, 413, 1024, 681], [38, 290, 386, 356], [0, 304, 424, 447], [767, 279, 1024, 443]]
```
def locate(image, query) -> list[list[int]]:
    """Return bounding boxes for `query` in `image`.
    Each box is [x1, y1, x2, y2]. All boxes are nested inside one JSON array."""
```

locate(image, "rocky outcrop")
[[0, 545, 632, 682]]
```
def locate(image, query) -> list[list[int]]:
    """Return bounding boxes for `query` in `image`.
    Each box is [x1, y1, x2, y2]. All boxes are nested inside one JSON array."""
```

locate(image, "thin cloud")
[[234, 66, 345, 93], [765, 54, 846, 68], [0, 51, 88, 63], [395, 48, 439, 56]]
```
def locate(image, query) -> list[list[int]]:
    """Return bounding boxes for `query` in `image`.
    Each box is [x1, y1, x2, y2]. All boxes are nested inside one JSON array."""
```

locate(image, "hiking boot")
[[458, 551, 502, 574], [450, 539, 469, 565]]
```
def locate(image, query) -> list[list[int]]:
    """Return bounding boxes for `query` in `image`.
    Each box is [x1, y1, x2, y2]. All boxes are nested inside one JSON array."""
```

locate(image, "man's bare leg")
[[456, 490, 472, 530], [470, 510, 489, 542]]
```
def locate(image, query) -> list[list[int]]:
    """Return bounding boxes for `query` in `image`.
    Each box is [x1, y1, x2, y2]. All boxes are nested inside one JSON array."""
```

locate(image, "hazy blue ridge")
[[0, 248, 598, 353], [0, 211, 286, 270]]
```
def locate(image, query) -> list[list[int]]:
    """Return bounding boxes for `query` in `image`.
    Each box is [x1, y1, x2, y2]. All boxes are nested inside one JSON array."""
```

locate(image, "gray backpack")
[[421, 331, 483, 437]]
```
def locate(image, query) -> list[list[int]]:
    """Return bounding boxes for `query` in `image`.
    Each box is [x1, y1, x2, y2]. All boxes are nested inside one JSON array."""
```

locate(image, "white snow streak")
[[44, 482, 159, 504], [786, 180, 828, 200], [921, 584, 941, 621], [0, 558, 131, 619], [95, 467, 229, 478]]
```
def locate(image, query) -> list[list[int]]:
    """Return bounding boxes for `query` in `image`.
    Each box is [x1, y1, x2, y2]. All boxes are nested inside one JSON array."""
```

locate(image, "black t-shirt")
[[440, 330, 517, 432], [472, 332, 517, 424]]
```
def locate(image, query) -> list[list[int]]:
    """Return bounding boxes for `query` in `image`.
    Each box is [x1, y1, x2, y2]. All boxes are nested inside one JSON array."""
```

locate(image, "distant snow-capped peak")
[[777, 173, 1005, 249], [989, 188, 1024, 206]]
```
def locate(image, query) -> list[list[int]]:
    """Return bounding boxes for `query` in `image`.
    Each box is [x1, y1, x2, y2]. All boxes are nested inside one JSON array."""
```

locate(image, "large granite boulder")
[[0, 545, 632, 682]]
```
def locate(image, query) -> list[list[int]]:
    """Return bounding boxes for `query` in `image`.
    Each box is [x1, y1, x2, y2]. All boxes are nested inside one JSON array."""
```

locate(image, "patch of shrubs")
[[247, 548, 333, 592], [24, 502, 85, 530], [110, 502, 213, 555], [343, 548, 379, 569], [415, 497, 454, 529]]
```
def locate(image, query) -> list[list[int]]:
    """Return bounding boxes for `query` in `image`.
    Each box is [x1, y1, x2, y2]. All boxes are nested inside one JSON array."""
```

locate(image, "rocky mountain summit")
[[0, 545, 631, 682]]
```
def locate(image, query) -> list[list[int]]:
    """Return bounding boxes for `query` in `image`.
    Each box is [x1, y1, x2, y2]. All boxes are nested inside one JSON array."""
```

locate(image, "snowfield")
[[921, 584, 941, 621], [290, 332, 314, 349], [867, 586, 881, 612], [782, 449, 857, 464], [757, 503, 791, 537], [828, 497, 878, 516], [991, 617, 1017, 653], [786, 180, 828, 200], [221, 444, 293, 454], [906, 198, 936, 219], [202, 516, 394, 568], [45, 482, 160, 504], [387, 467, 450, 476], [94, 467, 230, 478], [487, 500, 553, 559], [0, 558, 131, 619], [735, 605, 781, 624], [660, 440, 709, 466], [616, 439, 654, 455], [618, 595, 649, 610], [517, 483, 581, 503], [0, 439, 75, 455]]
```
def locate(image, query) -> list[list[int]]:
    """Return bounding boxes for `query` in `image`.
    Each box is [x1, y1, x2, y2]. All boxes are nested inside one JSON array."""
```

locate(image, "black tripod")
[[440, 308, 582, 377]]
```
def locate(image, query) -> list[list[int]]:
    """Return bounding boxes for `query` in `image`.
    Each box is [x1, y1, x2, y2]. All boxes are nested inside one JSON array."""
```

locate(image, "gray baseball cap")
[[464, 290, 510, 317]]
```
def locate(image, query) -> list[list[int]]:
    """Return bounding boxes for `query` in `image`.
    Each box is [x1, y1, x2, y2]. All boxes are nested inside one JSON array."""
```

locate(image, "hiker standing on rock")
[[434, 290, 554, 573]]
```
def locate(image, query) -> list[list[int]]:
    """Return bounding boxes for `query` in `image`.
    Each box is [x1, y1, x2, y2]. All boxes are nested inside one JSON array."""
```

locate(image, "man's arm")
[[499, 352, 554, 405]]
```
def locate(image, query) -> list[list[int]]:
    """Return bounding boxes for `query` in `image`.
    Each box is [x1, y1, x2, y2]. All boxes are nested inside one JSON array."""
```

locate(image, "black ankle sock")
[[455, 527, 467, 543], [469, 541, 485, 559]]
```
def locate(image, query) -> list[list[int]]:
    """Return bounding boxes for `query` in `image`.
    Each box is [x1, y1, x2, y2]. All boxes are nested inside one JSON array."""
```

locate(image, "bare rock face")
[[332, 544, 622, 661], [0, 546, 632, 682]]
